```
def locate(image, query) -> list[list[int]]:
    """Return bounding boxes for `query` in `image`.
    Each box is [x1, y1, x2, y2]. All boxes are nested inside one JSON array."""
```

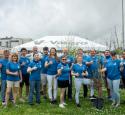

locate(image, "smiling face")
[[61, 56, 67, 63], [90, 49, 96, 56], [4, 50, 10, 59], [76, 56, 83, 63], [11, 54, 18, 62], [104, 50, 110, 57], [50, 48, 56, 56], [34, 53, 40, 61]]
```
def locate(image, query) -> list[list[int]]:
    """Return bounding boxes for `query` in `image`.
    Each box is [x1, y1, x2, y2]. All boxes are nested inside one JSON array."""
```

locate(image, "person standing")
[[5, 53, 22, 107], [27, 53, 42, 105], [57, 55, 70, 108], [62, 48, 74, 100], [45, 48, 59, 104], [101, 52, 121, 107], [72, 55, 91, 107], [0, 50, 13, 106], [19, 48, 30, 101], [40, 47, 49, 99]]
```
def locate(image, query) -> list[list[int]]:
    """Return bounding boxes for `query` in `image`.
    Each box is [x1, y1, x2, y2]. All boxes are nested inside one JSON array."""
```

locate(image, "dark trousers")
[[83, 84, 88, 98]]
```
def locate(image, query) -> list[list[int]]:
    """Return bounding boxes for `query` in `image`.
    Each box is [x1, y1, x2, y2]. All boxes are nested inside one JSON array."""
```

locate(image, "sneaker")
[[107, 96, 112, 101], [53, 100, 57, 104], [59, 104, 65, 108], [90, 95, 97, 100], [2, 101, 6, 106], [111, 101, 116, 107], [76, 103, 81, 107], [115, 103, 120, 108], [63, 102, 67, 106]]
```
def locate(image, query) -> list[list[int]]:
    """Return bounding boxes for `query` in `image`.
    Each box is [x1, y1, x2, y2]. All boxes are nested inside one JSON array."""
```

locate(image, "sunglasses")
[[62, 59, 67, 60]]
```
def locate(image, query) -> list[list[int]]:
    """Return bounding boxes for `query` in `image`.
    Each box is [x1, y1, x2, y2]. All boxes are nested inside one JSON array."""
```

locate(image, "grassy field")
[[0, 85, 125, 115]]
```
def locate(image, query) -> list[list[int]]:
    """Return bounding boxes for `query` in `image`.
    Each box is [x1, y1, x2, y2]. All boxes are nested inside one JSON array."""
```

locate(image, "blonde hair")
[[11, 53, 18, 62]]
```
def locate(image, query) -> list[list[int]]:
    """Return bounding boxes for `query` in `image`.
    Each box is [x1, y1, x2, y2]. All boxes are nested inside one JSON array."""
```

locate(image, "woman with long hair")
[[45, 48, 59, 104]]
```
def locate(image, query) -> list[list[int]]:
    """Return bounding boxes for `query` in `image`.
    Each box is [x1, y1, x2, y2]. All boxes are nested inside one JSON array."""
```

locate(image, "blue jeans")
[[28, 80, 41, 104], [1, 80, 13, 102], [107, 78, 120, 104]]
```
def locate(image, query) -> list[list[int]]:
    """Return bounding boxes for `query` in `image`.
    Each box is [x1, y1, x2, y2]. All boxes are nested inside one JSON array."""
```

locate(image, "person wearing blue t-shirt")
[[101, 52, 121, 108], [5, 53, 22, 107], [45, 48, 59, 104], [61, 48, 74, 100], [57, 55, 70, 108], [19, 48, 30, 101], [76, 48, 89, 98], [86, 49, 102, 99], [72, 55, 91, 107], [40, 47, 49, 99], [102, 50, 112, 100], [0, 50, 13, 106], [27, 53, 42, 105], [121, 51, 125, 89]]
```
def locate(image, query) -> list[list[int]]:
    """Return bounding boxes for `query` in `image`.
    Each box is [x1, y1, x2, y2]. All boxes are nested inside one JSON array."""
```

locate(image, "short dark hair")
[[111, 51, 116, 56], [21, 48, 27, 52], [43, 47, 48, 51]]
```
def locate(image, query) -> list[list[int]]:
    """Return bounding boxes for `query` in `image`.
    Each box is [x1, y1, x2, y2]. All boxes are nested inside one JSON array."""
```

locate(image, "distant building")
[[0, 36, 32, 50]]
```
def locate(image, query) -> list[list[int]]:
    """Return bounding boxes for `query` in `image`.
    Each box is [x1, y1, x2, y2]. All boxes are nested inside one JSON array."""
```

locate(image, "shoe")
[[115, 103, 120, 108], [2, 101, 6, 106], [63, 102, 67, 106], [76, 103, 81, 107], [90, 95, 97, 100], [53, 100, 57, 104], [111, 101, 116, 107], [43, 96, 47, 100], [59, 104, 65, 108]]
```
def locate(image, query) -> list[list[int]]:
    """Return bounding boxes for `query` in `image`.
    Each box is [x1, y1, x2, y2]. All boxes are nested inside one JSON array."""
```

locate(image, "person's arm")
[[100, 68, 107, 73], [6, 69, 18, 76], [19, 70, 23, 82], [0, 63, 2, 69], [27, 67, 35, 73], [45, 61, 52, 68]]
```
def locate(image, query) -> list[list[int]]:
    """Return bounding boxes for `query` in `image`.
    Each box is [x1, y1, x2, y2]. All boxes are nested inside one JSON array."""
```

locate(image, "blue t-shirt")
[[6, 61, 20, 81], [86, 55, 101, 71], [102, 56, 112, 67], [19, 56, 30, 75], [105, 59, 121, 80], [72, 63, 87, 78], [41, 54, 48, 74], [57, 63, 70, 81], [120, 59, 125, 77], [45, 57, 59, 75], [0, 58, 9, 80], [29, 60, 41, 81]]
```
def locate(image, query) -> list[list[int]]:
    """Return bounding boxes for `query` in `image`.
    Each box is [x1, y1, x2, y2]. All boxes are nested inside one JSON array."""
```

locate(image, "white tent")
[[12, 36, 108, 51]]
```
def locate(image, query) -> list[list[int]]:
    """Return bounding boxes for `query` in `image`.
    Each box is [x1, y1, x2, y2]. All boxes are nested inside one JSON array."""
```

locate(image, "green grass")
[[0, 85, 125, 115]]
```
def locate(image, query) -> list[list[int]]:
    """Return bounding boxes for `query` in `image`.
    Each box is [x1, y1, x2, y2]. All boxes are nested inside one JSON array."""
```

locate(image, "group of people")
[[0, 46, 125, 109]]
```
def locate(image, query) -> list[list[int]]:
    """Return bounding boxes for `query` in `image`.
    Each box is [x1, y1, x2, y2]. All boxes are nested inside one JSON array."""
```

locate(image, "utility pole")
[[122, 0, 124, 50]]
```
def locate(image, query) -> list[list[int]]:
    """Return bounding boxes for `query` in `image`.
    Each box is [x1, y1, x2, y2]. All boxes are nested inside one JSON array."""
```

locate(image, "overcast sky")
[[0, 0, 123, 41]]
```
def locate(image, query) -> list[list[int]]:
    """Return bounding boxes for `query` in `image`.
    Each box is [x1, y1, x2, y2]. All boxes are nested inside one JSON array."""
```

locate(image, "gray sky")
[[0, 0, 123, 41]]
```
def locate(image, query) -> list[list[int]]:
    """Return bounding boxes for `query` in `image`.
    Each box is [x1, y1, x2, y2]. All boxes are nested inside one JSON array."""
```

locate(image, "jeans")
[[47, 75, 57, 100], [1, 80, 13, 102], [28, 80, 41, 104], [74, 78, 91, 104], [107, 78, 120, 104]]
